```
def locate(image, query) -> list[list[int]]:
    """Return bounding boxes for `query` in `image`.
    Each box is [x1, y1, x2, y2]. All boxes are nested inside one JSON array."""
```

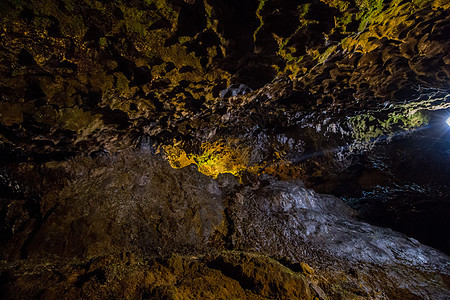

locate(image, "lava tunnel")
[[0, 0, 449, 299]]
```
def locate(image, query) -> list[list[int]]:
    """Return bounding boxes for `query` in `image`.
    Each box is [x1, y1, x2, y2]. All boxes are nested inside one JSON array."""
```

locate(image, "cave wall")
[[1, 151, 449, 298], [0, 0, 450, 298]]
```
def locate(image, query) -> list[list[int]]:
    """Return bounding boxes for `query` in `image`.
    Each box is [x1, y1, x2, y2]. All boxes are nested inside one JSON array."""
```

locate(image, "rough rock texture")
[[0, 0, 450, 298], [1, 153, 225, 260], [1, 152, 450, 298], [0, 251, 330, 299]]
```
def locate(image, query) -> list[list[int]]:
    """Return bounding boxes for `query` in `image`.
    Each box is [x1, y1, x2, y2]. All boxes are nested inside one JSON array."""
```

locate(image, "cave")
[[0, 0, 449, 299]]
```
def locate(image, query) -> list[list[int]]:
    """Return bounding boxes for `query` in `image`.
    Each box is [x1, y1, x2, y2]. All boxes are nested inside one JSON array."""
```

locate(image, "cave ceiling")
[[2, 0, 449, 222]]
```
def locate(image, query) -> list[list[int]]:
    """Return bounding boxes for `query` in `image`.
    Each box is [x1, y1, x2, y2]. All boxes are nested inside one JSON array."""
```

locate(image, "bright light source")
[[447, 117, 450, 126]]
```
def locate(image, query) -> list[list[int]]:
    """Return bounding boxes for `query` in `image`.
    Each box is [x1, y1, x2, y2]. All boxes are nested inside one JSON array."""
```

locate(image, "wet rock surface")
[[0, 0, 450, 298], [1, 151, 450, 298]]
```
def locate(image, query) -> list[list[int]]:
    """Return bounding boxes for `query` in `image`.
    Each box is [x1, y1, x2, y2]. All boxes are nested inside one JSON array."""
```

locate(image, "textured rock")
[[1, 152, 449, 298], [0, 0, 450, 298], [1, 152, 225, 260], [0, 252, 314, 300]]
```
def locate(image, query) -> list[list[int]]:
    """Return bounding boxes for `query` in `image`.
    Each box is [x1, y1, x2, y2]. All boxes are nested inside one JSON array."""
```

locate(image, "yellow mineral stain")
[[163, 140, 252, 178]]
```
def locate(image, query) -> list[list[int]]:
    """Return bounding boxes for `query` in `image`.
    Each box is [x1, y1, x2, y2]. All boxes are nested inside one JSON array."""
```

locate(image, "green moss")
[[325, 0, 350, 12], [372, 96, 450, 143], [298, 3, 311, 17], [355, 0, 385, 32], [298, 4, 319, 28], [114, 73, 131, 94], [389, 110, 428, 129], [117, 0, 177, 40], [350, 107, 429, 142], [283, 0, 440, 79], [334, 12, 356, 34], [318, 45, 337, 64], [253, 0, 268, 42]]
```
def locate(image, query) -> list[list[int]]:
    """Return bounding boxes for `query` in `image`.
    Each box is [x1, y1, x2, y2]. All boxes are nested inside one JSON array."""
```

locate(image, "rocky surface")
[[0, 0, 450, 298], [1, 151, 449, 299]]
